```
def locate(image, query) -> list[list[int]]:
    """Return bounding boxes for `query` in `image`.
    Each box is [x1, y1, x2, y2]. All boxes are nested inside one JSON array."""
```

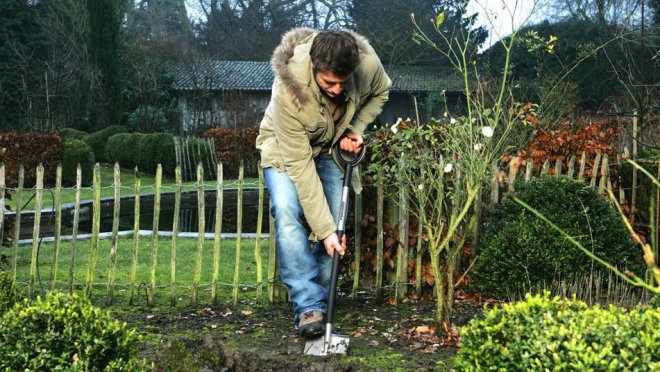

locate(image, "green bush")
[[472, 176, 643, 298], [59, 128, 89, 142], [62, 139, 95, 186], [83, 125, 129, 163], [136, 132, 175, 176], [455, 292, 660, 370], [0, 292, 145, 371], [106, 132, 142, 168], [0, 271, 21, 315]]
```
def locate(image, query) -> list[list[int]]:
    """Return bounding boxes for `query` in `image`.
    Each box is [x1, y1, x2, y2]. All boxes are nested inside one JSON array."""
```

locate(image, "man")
[[256, 28, 391, 338]]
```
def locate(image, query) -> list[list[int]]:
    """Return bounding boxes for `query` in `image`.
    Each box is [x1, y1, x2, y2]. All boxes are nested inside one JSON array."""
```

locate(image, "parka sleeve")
[[271, 94, 337, 241], [348, 54, 392, 135]]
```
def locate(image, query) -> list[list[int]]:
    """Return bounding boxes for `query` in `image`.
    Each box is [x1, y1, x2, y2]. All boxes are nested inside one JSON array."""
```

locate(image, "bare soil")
[[118, 291, 484, 371]]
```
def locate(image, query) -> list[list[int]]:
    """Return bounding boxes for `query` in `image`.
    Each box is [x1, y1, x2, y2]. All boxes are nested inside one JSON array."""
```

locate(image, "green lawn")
[[10, 236, 273, 307], [7, 164, 260, 211]]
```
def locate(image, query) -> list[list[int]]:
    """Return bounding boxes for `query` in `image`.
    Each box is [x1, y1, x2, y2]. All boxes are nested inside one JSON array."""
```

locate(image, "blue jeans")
[[264, 154, 342, 326]]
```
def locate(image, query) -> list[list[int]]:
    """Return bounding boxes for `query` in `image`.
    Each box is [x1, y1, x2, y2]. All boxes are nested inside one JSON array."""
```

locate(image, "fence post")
[[598, 154, 609, 195], [147, 164, 162, 306], [232, 160, 244, 305], [524, 160, 534, 182], [375, 170, 384, 302], [554, 157, 563, 178], [630, 113, 639, 226], [85, 164, 101, 299], [28, 164, 44, 298], [267, 199, 278, 304], [129, 167, 141, 304], [396, 165, 409, 301], [507, 157, 520, 193], [212, 162, 223, 305], [12, 166, 24, 279], [68, 165, 82, 293], [254, 166, 264, 302], [351, 175, 362, 299], [106, 163, 121, 305], [567, 155, 577, 179], [578, 152, 587, 181], [490, 163, 500, 206], [540, 159, 550, 176], [170, 166, 181, 307], [192, 163, 205, 305], [590, 152, 602, 188], [49, 165, 62, 291]]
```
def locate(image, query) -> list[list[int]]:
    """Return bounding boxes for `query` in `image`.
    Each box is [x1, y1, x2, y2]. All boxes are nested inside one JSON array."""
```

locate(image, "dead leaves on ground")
[[348, 311, 461, 352]]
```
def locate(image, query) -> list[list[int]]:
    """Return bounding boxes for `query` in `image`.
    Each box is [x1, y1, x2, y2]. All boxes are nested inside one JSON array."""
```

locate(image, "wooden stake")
[[212, 162, 223, 305], [129, 167, 141, 304], [192, 163, 205, 305], [170, 166, 181, 307], [232, 160, 244, 305], [28, 164, 44, 298], [85, 164, 101, 299], [148, 164, 162, 306], [106, 163, 121, 305], [50, 165, 62, 290]]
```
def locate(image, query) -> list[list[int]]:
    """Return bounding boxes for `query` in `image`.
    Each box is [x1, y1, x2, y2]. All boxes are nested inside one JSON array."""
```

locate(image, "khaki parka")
[[256, 27, 391, 242]]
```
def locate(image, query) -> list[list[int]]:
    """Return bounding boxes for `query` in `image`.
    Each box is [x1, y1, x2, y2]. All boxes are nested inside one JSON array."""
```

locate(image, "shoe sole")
[[298, 321, 325, 338]]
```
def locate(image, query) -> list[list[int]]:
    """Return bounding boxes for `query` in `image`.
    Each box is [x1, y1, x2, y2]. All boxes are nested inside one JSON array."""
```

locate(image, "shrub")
[[107, 133, 136, 168], [136, 132, 175, 176], [0, 271, 21, 315], [0, 292, 145, 371], [62, 139, 95, 186], [83, 125, 129, 163], [59, 128, 89, 142], [472, 176, 643, 298], [0, 131, 63, 187], [203, 126, 259, 178], [455, 292, 660, 370]]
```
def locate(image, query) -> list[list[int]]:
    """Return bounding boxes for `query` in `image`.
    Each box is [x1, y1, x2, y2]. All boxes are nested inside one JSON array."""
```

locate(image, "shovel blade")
[[304, 334, 349, 356]]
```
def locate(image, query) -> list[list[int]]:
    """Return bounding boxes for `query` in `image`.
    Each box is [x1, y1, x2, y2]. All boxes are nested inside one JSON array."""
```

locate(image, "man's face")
[[314, 70, 351, 98]]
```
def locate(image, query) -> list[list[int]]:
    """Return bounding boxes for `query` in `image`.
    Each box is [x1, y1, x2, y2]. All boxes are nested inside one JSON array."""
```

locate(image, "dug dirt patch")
[[120, 292, 483, 371]]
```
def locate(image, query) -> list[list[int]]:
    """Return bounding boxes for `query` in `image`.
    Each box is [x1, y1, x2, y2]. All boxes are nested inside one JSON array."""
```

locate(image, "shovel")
[[304, 142, 366, 356]]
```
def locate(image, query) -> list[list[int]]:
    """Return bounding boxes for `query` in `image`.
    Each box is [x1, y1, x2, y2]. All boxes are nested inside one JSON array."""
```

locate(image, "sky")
[[466, 0, 540, 49], [183, 0, 542, 49]]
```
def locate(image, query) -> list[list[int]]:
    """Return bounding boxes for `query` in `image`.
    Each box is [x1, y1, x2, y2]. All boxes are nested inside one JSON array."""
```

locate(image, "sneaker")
[[297, 311, 325, 338]]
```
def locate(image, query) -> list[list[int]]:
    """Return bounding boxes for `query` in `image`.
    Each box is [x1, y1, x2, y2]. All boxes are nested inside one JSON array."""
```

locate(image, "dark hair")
[[310, 30, 360, 77]]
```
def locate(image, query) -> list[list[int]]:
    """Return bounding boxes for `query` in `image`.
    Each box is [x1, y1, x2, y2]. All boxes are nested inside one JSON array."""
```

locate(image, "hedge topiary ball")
[[472, 176, 643, 299], [0, 292, 145, 371]]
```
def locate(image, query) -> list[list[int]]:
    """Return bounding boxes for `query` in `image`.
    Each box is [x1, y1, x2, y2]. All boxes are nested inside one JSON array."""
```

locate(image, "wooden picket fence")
[[1, 151, 657, 307]]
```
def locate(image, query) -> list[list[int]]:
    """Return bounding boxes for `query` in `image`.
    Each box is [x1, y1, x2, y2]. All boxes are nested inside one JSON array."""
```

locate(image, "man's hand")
[[339, 134, 363, 154], [323, 232, 347, 257]]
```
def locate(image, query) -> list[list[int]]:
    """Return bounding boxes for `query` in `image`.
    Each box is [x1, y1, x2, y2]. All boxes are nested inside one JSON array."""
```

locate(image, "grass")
[[6, 164, 260, 211], [11, 236, 272, 307]]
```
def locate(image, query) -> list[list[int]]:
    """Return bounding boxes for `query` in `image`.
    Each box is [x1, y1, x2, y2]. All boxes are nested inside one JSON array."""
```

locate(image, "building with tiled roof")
[[171, 61, 464, 133]]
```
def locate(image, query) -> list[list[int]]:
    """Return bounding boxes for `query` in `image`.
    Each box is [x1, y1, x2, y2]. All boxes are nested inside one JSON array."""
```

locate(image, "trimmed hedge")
[[204, 126, 259, 178], [0, 292, 145, 371], [83, 125, 129, 163], [106, 132, 142, 168], [59, 128, 89, 142], [135, 132, 175, 176], [472, 176, 643, 298], [62, 139, 95, 186], [455, 292, 660, 370]]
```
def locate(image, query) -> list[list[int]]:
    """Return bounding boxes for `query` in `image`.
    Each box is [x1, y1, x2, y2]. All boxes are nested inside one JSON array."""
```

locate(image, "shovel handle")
[[326, 152, 356, 327]]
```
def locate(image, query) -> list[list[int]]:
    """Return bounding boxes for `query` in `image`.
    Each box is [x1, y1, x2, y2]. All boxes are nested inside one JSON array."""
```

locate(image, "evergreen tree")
[[0, 0, 44, 129], [87, 0, 124, 129]]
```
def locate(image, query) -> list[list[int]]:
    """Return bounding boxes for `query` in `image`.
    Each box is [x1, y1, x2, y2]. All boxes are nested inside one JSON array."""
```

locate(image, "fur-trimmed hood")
[[270, 27, 374, 110]]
